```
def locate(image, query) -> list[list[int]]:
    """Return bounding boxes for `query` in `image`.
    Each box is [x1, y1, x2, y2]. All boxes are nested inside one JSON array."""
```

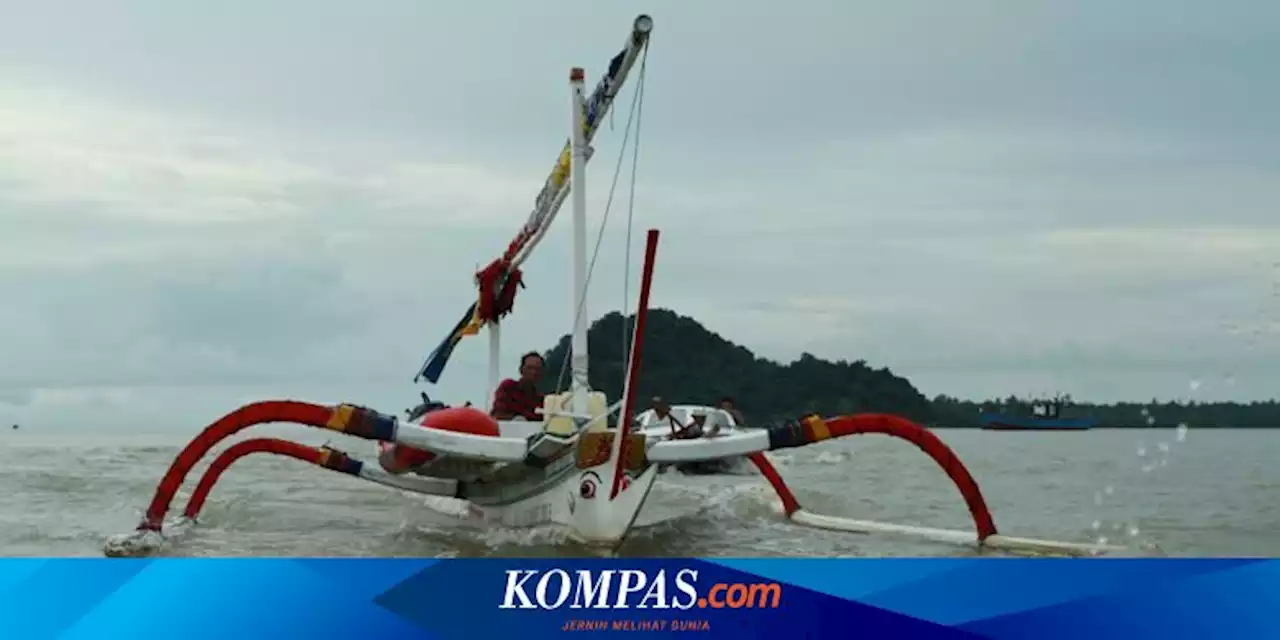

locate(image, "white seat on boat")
[[714, 408, 738, 428], [701, 410, 723, 437], [497, 419, 544, 439], [542, 391, 609, 437], [666, 407, 690, 428]]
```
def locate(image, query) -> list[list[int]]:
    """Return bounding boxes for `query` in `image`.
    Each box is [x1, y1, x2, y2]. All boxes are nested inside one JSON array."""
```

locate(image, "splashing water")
[[1083, 382, 1204, 552], [812, 451, 853, 465]]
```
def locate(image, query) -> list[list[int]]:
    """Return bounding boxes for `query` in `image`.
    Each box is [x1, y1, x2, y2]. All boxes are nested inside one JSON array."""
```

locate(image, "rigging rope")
[[620, 51, 647, 381], [553, 44, 649, 396]]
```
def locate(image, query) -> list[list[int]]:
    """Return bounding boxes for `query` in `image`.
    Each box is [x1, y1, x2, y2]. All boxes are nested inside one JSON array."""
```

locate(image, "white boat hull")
[[390, 428, 662, 547]]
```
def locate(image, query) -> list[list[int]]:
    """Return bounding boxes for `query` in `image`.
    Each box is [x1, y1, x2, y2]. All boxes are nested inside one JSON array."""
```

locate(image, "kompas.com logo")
[[498, 568, 782, 610]]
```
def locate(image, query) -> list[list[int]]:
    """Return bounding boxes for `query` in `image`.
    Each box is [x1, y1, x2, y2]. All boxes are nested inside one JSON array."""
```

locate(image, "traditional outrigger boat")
[[633, 405, 759, 475], [104, 15, 1124, 558]]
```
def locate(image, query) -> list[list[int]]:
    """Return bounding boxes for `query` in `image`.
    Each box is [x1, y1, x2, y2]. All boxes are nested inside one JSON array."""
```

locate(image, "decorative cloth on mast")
[[473, 259, 525, 326]]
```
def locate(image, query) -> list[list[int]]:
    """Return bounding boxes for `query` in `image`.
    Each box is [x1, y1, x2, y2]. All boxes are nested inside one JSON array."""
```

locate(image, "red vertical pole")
[[610, 229, 660, 499]]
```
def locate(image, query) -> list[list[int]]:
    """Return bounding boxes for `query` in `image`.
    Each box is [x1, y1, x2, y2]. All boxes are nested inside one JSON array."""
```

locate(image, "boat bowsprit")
[[103, 14, 1126, 559]]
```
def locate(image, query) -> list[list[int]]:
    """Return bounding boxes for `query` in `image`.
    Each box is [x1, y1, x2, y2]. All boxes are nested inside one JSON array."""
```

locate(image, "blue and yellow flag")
[[414, 302, 484, 384]]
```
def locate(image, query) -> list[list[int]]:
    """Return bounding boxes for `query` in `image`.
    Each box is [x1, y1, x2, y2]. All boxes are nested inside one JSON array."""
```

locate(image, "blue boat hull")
[[980, 414, 1096, 431]]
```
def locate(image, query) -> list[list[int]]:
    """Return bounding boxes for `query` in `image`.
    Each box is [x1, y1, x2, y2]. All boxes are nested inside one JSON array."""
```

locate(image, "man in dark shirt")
[[491, 351, 547, 421], [718, 396, 746, 426]]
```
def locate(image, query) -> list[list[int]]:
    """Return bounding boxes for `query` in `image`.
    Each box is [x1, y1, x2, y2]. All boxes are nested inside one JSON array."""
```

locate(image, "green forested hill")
[[539, 309, 1277, 428]]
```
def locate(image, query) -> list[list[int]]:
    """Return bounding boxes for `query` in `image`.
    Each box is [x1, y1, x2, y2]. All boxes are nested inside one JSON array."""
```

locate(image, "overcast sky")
[[2, 0, 1277, 430]]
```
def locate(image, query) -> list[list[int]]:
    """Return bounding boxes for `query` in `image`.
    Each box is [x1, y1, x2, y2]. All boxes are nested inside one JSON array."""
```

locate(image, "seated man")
[[718, 395, 746, 426], [670, 410, 707, 440], [648, 396, 683, 433], [491, 351, 547, 421]]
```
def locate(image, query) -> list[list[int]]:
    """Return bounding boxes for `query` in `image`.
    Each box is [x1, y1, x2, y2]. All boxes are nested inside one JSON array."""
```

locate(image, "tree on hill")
[[540, 309, 937, 425]]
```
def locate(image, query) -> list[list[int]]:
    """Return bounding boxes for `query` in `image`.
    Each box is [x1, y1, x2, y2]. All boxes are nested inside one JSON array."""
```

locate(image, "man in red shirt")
[[491, 351, 547, 421]]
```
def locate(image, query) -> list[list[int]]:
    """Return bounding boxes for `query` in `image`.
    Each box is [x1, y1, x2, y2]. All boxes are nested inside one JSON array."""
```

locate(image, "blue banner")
[[1, 558, 1276, 639]]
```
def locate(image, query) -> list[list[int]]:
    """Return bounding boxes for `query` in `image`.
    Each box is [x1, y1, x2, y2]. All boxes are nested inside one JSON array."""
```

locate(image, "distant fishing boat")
[[981, 395, 1095, 431]]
